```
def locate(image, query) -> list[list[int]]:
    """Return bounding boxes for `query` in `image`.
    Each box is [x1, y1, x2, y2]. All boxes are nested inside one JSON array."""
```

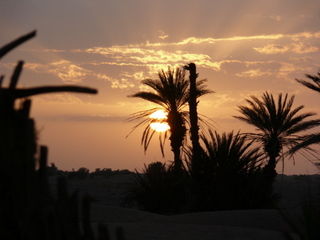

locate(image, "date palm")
[[127, 67, 213, 168], [187, 131, 276, 210], [296, 70, 320, 93], [234, 92, 320, 180], [292, 70, 320, 159]]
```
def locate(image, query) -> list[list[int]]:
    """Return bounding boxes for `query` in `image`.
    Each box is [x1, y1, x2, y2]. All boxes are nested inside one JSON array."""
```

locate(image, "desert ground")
[[48, 173, 320, 240]]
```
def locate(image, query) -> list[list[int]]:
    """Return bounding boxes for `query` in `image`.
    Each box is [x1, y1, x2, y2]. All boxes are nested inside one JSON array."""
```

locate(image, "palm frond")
[[128, 92, 168, 109], [296, 71, 320, 93], [289, 133, 320, 155], [126, 66, 214, 156], [199, 130, 264, 172], [234, 91, 320, 173]]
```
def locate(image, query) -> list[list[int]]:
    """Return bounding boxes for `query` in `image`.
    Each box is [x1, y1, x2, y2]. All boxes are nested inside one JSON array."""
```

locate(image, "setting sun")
[[150, 110, 170, 132]]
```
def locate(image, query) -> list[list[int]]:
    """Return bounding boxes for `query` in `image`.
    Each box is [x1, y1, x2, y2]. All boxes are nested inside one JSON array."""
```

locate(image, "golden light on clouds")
[[6, 30, 317, 94], [49, 60, 90, 83], [236, 69, 273, 78], [94, 73, 135, 89], [144, 32, 320, 47], [83, 46, 213, 65], [254, 43, 319, 54], [23, 60, 90, 83]]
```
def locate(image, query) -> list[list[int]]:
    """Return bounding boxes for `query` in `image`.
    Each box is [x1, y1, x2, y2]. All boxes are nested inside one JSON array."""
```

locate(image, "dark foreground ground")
[[48, 174, 320, 240]]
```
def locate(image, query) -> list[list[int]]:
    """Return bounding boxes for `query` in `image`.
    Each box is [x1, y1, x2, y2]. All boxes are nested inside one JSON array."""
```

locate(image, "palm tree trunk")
[[186, 63, 201, 156], [263, 155, 277, 182], [168, 111, 185, 170], [263, 140, 280, 182], [171, 142, 182, 168]]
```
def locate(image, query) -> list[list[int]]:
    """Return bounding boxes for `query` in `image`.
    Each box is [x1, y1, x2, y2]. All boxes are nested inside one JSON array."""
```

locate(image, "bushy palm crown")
[[186, 131, 274, 210], [234, 92, 320, 166], [200, 131, 263, 172], [127, 67, 213, 156]]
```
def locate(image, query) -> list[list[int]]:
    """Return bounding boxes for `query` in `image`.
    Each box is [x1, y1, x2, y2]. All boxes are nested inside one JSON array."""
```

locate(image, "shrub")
[[186, 131, 280, 211], [122, 162, 191, 214], [90, 168, 113, 178], [67, 167, 90, 179], [122, 131, 280, 213]]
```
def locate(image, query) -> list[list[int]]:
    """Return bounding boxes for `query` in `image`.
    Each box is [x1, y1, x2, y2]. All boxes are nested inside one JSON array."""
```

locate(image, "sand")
[[48, 173, 320, 240]]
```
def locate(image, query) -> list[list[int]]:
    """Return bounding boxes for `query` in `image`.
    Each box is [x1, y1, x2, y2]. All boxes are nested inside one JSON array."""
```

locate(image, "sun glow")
[[150, 110, 170, 132]]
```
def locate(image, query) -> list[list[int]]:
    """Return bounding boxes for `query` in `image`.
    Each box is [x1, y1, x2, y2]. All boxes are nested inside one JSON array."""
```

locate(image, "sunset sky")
[[1, 0, 320, 174]]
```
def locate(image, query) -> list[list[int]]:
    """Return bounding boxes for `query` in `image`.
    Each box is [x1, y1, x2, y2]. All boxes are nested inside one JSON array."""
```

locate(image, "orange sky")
[[1, 0, 320, 174]]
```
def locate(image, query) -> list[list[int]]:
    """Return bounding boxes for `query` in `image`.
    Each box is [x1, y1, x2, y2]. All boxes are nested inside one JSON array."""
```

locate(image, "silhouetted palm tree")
[[184, 63, 201, 155], [296, 70, 320, 93], [185, 130, 280, 210], [292, 70, 320, 160], [127, 67, 213, 168], [234, 92, 320, 180]]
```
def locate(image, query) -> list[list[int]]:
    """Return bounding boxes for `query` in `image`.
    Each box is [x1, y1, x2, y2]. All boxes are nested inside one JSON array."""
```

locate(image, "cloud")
[[95, 73, 135, 89], [49, 60, 91, 83], [43, 49, 66, 53], [20, 60, 135, 90], [236, 68, 273, 78], [5, 30, 317, 93], [278, 62, 311, 77], [80, 46, 220, 71], [220, 60, 280, 74], [144, 35, 282, 47], [254, 42, 319, 54], [24, 60, 91, 83], [210, 94, 241, 108], [158, 31, 168, 40], [74, 31, 319, 76], [21, 49, 67, 53], [33, 93, 83, 104], [218, 60, 306, 79], [144, 31, 320, 48], [50, 114, 127, 122]]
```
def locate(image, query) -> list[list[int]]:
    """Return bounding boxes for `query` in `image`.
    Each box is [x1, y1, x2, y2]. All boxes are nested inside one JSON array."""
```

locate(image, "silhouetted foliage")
[[121, 162, 191, 214], [0, 31, 123, 240], [90, 168, 113, 178], [127, 66, 213, 170], [88, 168, 133, 178], [45, 162, 60, 176], [296, 70, 320, 93], [68, 167, 90, 179], [186, 131, 279, 211], [123, 131, 280, 213], [234, 92, 320, 183], [291, 70, 320, 165]]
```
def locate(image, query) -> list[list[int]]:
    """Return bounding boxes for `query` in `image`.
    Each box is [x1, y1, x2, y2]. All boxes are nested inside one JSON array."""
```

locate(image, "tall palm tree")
[[184, 63, 202, 157], [234, 92, 320, 180], [292, 70, 320, 159], [127, 67, 213, 168]]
